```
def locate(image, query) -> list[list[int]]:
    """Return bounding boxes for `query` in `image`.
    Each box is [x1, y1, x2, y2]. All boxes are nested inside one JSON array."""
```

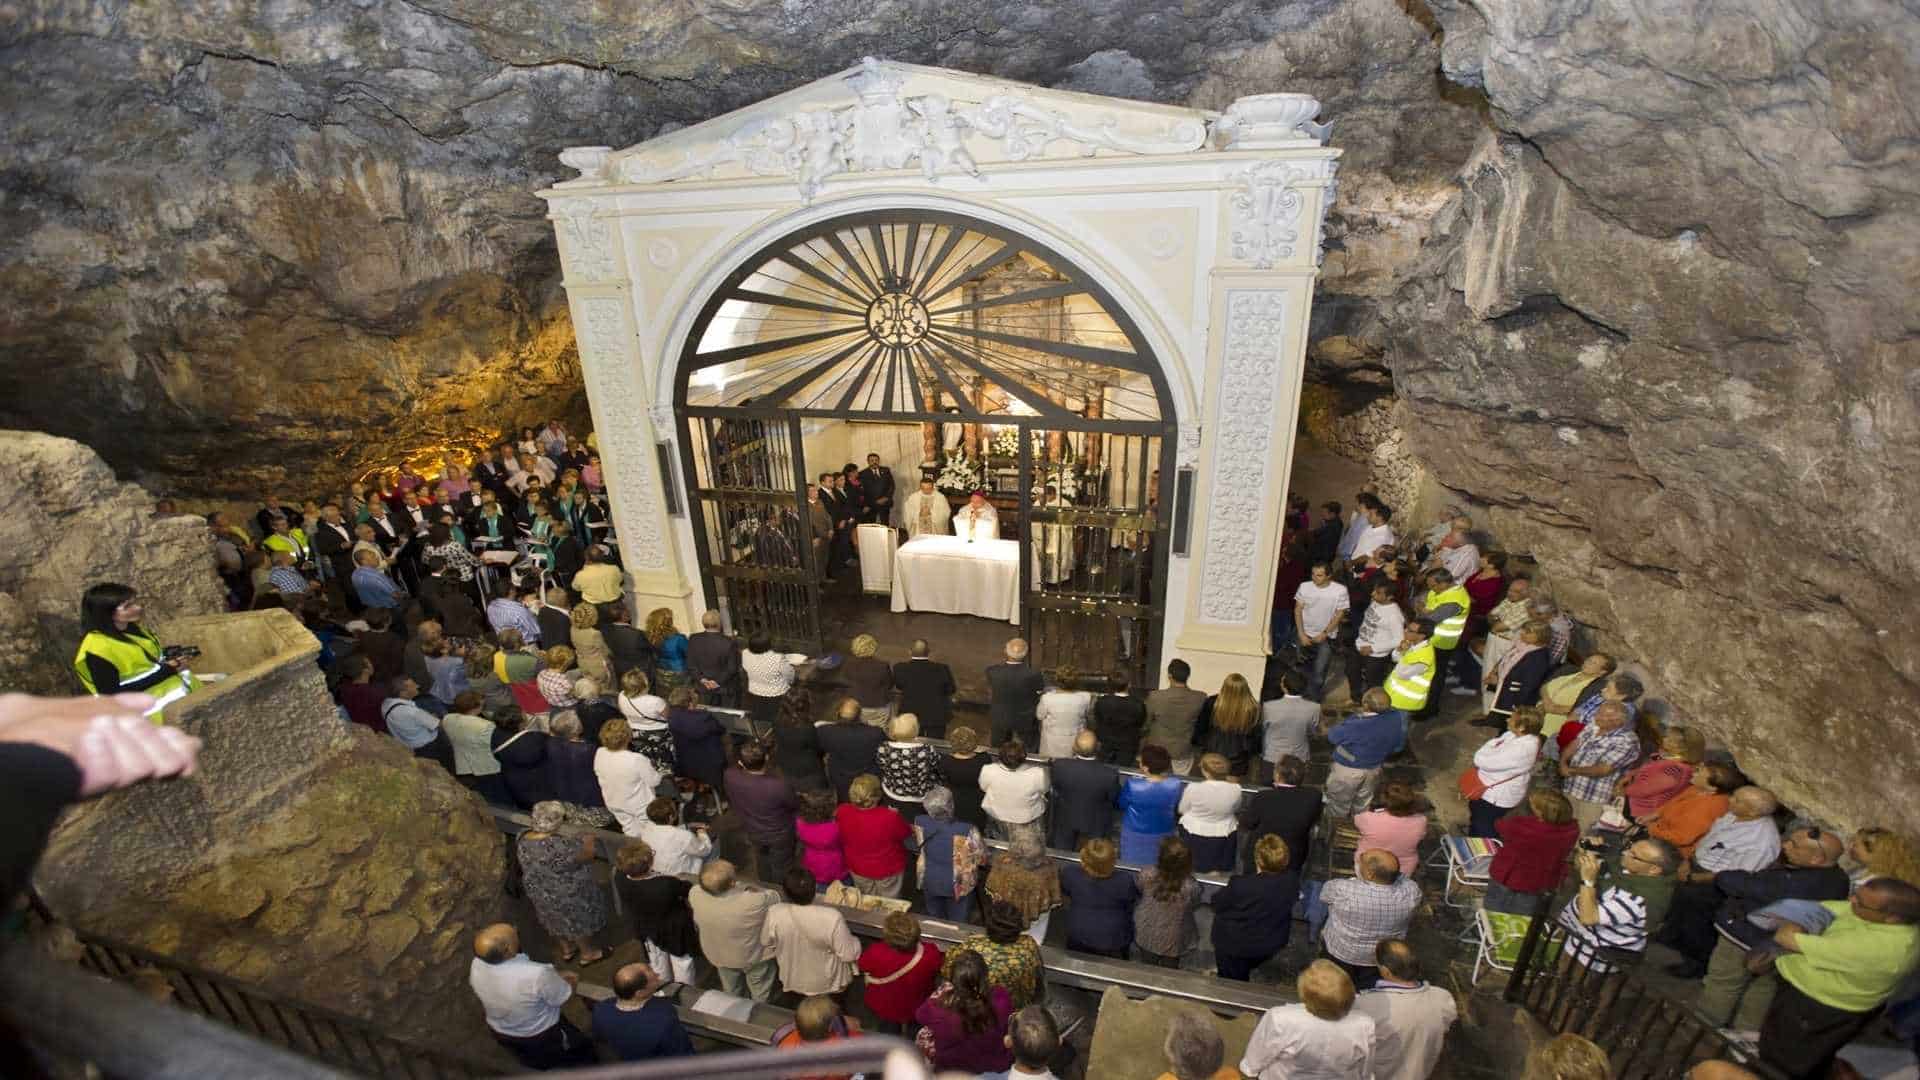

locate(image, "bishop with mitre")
[[955, 490, 999, 542]]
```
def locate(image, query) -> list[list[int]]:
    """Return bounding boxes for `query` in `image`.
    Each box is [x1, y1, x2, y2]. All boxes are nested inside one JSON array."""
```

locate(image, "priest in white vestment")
[[1032, 486, 1074, 585], [902, 477, 952, 540], [955, 491, 999, 542]]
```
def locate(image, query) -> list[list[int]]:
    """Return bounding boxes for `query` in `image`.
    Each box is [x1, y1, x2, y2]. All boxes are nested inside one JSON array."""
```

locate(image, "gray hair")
[[573, 676, 600, 700], [921, 786, 954, 820], [1009, 832, 1048, 869], [549, 709, 582, 740], [530, 801, 567, 832], [1611, 672, 1645, 701], [1162, 1013, 1225, 1080]]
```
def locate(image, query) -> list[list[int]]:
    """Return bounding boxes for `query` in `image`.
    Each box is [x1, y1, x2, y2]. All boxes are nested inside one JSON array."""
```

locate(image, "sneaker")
[[1448, 685, 1478, 696], [1717, 1028, 1760, 1055]]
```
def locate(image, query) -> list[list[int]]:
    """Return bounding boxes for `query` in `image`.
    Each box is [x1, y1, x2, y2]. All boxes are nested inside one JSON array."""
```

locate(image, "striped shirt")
[[1561, 724, 1641, 804], [1556, 884, 1647, 973]]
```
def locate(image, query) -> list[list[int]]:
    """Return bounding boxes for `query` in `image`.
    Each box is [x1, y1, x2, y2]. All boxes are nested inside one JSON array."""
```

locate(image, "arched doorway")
[[672, 208, 1177, 687]]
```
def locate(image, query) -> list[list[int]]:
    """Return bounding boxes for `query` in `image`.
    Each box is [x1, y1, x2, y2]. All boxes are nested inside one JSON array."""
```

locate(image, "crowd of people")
[[61, 445, 1919, 1080]]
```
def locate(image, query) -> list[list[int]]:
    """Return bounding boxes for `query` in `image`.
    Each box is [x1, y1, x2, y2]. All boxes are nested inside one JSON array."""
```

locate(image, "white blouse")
[[1178, 779, 1244, 837], [742, 650, 796, 698], [1471, 732, 1542, 808], [978, 762, 1049, 825], [1036, 690, 1092, 758]]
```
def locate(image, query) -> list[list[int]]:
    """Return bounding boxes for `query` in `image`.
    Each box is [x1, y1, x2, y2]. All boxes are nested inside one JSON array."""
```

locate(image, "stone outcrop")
[[0, 430, 226, 695], [34, 608, 508, 1043], [2, 0, 1914, 833]]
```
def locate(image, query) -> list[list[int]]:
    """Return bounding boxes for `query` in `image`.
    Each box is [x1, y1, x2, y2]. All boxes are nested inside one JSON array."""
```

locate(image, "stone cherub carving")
[[792, 109, 846, 199], [910, 94, 979, 181]]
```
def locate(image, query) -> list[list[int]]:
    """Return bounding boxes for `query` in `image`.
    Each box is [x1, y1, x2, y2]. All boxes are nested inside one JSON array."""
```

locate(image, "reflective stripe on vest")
[[1386, 640, 1436, 711], [1426, 585, 1471, 648], [73, 629, 194, 723]]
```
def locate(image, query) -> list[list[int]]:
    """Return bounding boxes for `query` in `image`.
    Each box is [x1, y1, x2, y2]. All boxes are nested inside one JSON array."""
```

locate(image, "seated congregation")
[[173, 442, 1917, 1080]]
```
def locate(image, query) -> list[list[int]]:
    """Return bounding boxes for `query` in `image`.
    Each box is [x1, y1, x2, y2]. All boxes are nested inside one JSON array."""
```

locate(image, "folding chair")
[[1440, 835, 1500, 908], [1473, 908, 1541, 985]]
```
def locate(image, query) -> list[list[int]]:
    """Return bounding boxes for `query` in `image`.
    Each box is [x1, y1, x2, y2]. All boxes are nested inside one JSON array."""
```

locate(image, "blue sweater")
[[1327, 710, 1404, 769]]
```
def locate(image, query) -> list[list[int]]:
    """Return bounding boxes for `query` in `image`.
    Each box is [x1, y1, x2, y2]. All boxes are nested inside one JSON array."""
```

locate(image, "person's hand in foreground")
[[0, 692, 201, 797]]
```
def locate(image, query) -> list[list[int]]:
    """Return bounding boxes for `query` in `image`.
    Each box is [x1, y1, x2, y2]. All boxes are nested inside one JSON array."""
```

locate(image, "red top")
[[1463, 571, 1507, 635], [1273, 550, 1309, 608], [835, 804, 911, 879], [856, 939, 945, 1022], [1554, 720, 1585, 754], [1622, 757, 1695, 818], [338, 681, 388, 734], [1489, 812, 1580, 894]]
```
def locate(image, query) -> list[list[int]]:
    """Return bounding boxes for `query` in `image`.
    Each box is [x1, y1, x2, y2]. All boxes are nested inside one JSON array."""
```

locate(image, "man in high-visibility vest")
[[1385, 618, 1437, 740], [1413, 570, 1469, 723], [260, 514, 313, 570]]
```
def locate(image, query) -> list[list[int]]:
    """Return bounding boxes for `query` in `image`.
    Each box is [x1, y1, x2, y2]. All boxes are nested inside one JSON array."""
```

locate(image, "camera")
[[162, 644, 202, 662]]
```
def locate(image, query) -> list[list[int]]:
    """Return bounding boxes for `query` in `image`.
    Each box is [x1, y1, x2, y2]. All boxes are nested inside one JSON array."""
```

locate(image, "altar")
[[890, 536, 1022, 624]]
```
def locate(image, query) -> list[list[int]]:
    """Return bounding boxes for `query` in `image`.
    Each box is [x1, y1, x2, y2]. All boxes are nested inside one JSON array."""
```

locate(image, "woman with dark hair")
[[796, 788, 847, 888], [73, 583, 196, 719], [1352, 780, 1429, 877], [335, 654, 387, 733], [1133, 836, 1200, 968], [421, 522, 477, 583], [914, 949, 1015, 1073], [1117, 744, 1184, 865], [490, 709, 553, 809], [1212, 834, 1302, 980], [741, 632, 796, 733], [772, 686, 827, 790], [939, 898, 1044, 1007]]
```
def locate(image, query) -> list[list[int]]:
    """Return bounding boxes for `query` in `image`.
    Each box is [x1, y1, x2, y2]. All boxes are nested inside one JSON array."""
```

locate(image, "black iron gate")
[[1022, 430, 1167, 692], [679, 413, 822, 652]]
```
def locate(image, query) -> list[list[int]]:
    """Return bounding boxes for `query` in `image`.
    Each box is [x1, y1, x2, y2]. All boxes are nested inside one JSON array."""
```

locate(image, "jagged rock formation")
[[34, 609, 507, 1044], [0, 430, 226, 694], [2, 0, 1913, 832]]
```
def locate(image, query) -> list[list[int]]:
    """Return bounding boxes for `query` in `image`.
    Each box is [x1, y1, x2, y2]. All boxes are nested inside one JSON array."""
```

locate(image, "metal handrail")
[[1500, 897, 1786, 1079]]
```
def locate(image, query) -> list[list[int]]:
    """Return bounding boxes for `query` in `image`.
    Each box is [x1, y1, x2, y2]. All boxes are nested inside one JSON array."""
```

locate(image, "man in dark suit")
[[686, 610, 742, 706], [816, 697, 886, 801], [311, 503, 358, 583], [535, 587, 573, 651], [602, 604, 654, 681], [892, 639, 956, 738], [1049, 731, 1120, 852], [823, 472, 857, 577], [366, 503, 407, 559], [1238, 754, 1324, 872], [1092, 671, 1147, 766], [986, 638, 1046, 749], [857, 453, 894, 525]]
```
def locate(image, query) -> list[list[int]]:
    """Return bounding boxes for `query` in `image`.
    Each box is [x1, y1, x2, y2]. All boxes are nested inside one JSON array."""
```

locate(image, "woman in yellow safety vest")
[[72, 583, 196, 721]]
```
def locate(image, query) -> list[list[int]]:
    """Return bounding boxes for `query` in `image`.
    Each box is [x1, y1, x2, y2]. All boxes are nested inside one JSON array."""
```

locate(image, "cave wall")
[[3, 0, 1914, 833]]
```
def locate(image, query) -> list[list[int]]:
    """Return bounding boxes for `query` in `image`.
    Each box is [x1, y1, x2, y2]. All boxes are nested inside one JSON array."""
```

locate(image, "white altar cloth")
[[890, 536, 1021, 624], [856, 523, 896, 594]]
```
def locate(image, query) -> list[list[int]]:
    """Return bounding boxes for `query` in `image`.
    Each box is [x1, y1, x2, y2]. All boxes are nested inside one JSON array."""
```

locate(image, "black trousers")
[[1659, 880, 1723, 965], [1322, 949, 1380, 991], [748, 830, 797, 889], [491, 1018, 596, 1071], [1761, 979, 1881, 1079], [1345, 651, 1393, 704], [1217, 948, 1280, 982]]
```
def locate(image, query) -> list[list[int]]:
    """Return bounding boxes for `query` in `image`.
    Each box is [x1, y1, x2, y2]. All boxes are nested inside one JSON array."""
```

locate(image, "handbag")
[[1457, 768, 1489, 801]]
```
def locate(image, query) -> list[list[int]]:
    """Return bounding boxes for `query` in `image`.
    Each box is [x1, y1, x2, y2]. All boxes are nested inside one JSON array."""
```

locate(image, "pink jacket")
[[796, 816, 846, 885]]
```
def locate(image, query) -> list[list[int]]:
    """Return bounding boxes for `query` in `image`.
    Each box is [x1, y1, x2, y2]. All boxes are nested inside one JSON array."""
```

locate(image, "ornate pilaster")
[[1195, 289, 1290, 627]]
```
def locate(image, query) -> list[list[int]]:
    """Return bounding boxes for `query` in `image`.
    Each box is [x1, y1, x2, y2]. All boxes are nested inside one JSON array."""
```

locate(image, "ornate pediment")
[[554, 58, 1330, 201]]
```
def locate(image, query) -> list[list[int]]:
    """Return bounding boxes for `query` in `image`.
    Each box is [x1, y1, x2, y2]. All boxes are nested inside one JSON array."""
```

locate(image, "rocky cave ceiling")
[[1, 0, 1917, 832]]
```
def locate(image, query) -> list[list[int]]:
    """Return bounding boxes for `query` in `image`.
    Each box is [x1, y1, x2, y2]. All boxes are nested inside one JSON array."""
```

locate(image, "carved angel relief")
[[614, 57, 1209, 201]]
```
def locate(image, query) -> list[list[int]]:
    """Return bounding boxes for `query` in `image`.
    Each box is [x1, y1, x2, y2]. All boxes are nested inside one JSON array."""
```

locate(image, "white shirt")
[[957, 502, 999, 541], [1035, 689, 1092, 758], [629, 819, 713, 876], [1439, 542, 1480, 584], [1352, 523, 1396, 561], [978, 762, 1049, 824], [1293, 580, 1350, 638], [1471, 732, 1542, 808], [1336, 509, 1371, 560], [1177, 778, 1243, 837], [595, 747, 664, 832], [469, 954, 571, 1037], [1352, 981, 1458, 1080], [742, 650, 796, 698], [1240, 1004, 1375, 1079], [902, 489, 952, 539], [1356, 600, 1407, 657], [1694, 814, 1782, 873]]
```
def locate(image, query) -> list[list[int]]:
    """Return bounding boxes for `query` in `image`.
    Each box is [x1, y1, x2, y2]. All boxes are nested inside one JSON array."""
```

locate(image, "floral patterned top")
[[629, 720, 677, 776], [877, 740, 941, 802], [940, 934, 1043, 1008]]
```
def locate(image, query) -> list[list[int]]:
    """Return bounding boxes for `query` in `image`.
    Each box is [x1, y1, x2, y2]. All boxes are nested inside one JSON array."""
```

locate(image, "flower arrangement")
[[1031, 464, 1082, 501], [935, 452, 984, 495]]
